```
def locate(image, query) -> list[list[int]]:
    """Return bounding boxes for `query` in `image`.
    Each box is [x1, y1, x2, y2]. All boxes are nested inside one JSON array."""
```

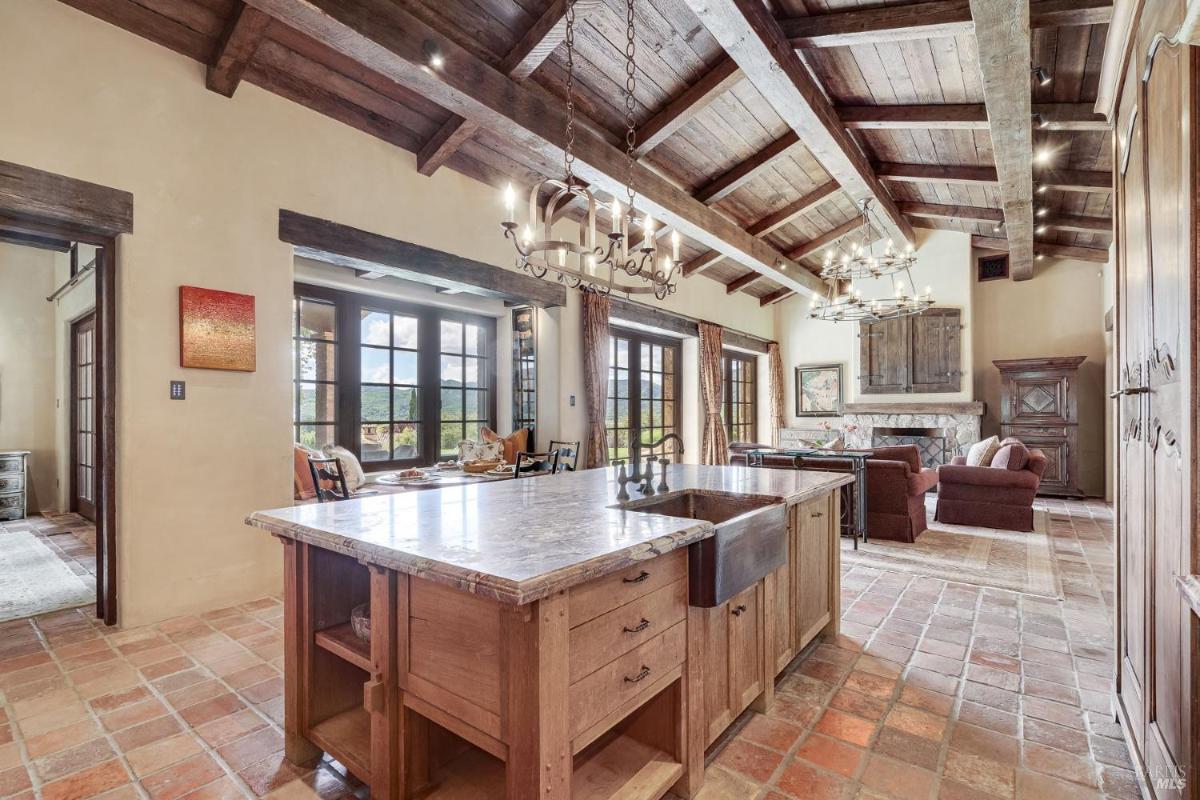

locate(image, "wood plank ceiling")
[[58, 0, 1115, 302]]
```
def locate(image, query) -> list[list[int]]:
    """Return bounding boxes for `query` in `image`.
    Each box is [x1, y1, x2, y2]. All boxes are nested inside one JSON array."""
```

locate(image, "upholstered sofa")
[[728, 442, 938, 543], [935, 438, 1047, 531]]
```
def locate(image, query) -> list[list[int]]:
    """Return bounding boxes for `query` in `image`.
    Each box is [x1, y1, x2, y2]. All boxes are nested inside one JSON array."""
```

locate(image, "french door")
[[70, 313, 97, 522], [606, 328, 681, 463]]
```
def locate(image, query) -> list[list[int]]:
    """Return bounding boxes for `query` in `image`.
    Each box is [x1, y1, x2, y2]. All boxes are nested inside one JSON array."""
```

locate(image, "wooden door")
[[727, 584, 762, 714], [70, 313, 97, 522], [908, 308, 961, 393], [699, 602, 732, 745], [858, 317, 908, 394], [795, 494, 833, 648]]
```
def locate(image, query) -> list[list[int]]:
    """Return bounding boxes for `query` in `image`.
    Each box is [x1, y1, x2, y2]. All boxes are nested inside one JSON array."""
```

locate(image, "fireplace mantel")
[[842, 401, 985, 416]]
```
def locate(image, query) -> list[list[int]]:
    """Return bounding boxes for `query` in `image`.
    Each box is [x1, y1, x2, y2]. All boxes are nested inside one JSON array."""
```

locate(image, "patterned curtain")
[[581, 290, 611, 469], [768, 342, 786, 447], [699, 322, 729, 465]]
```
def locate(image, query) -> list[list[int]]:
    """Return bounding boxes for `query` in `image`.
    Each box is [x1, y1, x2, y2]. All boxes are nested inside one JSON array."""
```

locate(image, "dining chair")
[[513, 450, 561, 478], [548, 440, 581, 473], [307, 456, 350, 502]]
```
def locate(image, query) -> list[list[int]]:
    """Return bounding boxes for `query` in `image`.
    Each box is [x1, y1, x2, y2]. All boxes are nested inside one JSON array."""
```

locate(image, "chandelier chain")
[[563, 0, 577, 186], [623, 0, 637, 214]]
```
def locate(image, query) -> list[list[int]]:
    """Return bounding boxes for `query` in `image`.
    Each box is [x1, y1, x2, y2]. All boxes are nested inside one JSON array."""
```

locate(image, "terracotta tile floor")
[[0, 498, 1133, 800]]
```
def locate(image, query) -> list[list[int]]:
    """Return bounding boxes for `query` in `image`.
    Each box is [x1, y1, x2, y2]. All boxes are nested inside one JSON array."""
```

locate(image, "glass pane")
[[361, 310, 390, 346], [393, 351, 418, 384], [299, 300, 336, 341], [664, 347, 675, 373], [463, 357, 481, 388], [616, 399, 629, 429], [360, 385, 390, 422], [651, 346, 663, 372], [465, 389, 484, 420], [392, 423, 420, 460], [441, 320, 463, 353], [393, 387, 419, 421], [616, 368, 629, 398], [441, 389, 464, 420], [360, 346, 389, 383], [440, 355, 463, 385], [649, 373, 662, 399], [300, 383, 337, 423], [664, 402, 675, 427], [465, 324, 484, 355], [298, 424, 336, 450], [299, 341, 336, 381], [360, 424, 391, 462], [663, 373, 675, 399], [616, 340, 629, 368], [393, 315, 419, 349], [440, 423, 464, 456]]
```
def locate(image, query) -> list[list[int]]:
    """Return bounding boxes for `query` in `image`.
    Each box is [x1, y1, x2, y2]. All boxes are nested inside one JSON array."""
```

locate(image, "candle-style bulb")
[[671, 230, 681, 262], [503, 184, 515, 224], [642, 214, 654, 250], [611, 199, 621, 234], [521, 225, 532, 245]]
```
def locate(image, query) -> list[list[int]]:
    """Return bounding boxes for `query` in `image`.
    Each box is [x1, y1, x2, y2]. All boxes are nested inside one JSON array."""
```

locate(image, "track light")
[[1036, 225, 1048, 234], [1033, 112, 1049, 128], [1032, 66, 1052, 86], [1035, 147, 1054, 166], [1036, 184, 1048, 194], [1036, 207, 1048, 217]]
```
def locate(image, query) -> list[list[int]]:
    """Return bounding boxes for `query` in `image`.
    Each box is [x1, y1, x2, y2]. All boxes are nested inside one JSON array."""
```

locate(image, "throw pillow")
[[991, 442, 1030, 471], [458, 438, 504, 463], [293, 444, 319, 501], [323, 445, 366, 491], [481, 426, 530, 464], [965, 435, 1001, 467]]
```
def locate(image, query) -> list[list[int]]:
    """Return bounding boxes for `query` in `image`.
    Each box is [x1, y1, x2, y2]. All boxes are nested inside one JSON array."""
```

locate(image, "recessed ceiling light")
[[1035, 147, 1053, 166], [1036, 253, 1045, 261], [1032, 66, 1052, 86], [1036, 207, 1048, 217], [1037, 184, 1048, 194], [1037, 225, 1048, 234], [430, 53, 445, 68]]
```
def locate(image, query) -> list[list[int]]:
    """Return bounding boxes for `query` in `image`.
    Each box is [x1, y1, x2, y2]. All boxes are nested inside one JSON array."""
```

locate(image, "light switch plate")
[[170, 380, 186, 400], [569, 395, 576, 407]]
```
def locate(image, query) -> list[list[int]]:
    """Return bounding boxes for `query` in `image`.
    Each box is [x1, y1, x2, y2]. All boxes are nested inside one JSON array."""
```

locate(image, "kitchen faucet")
[[616, 433, 685, 498]]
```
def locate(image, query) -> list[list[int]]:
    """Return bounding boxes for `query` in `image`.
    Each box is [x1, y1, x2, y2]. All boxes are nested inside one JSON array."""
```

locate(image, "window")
[[293, 296, 337, 449], [292, 284, 496, 469], [606, 328, 680, 463], [512, 307, 537, 436], [722, 351, 757, 444]]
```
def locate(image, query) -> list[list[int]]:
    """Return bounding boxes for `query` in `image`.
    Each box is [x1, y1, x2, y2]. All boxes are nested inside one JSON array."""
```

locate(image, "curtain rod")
[[607, 295, 775, 347], [46, 261, 96, 302]]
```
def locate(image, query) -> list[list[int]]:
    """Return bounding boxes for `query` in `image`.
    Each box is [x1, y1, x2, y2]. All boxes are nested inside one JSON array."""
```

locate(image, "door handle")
[[1109, 386, 1151, 398]]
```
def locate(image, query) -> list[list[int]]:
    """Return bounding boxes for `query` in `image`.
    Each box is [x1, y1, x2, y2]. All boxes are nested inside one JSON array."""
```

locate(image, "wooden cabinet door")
[[858, 317, 908, 394], [699, 602, 732, 746], [908, 308, 961, 393], [727, 585, 762, 715], [795, 495, 833, 649], [768, 562, 794, 677]]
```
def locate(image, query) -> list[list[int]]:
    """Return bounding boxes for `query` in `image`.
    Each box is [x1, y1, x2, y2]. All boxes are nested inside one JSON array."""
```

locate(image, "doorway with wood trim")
[[0, 160, 132, 625]]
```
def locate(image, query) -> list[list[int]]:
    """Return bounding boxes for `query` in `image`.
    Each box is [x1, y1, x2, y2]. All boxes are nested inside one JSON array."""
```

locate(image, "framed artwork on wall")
[[795, 363, 843, 416], [179, 286, 257, 371]]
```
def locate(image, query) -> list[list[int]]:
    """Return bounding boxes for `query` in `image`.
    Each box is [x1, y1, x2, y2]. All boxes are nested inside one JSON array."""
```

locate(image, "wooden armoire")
[[1108, 0, 1197, 796], [993, 356, 1085, 497]]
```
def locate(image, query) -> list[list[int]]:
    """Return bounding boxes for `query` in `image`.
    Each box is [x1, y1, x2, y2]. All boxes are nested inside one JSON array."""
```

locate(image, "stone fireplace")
[[780, 402, 984, 465]]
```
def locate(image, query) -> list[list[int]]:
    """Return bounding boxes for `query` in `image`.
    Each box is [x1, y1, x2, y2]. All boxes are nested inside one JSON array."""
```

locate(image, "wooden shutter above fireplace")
[[858, 309, 962, 395]]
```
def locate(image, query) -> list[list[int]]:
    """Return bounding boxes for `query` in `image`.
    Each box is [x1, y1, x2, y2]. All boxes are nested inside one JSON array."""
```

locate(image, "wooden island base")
[[277, 490, 840, 800]]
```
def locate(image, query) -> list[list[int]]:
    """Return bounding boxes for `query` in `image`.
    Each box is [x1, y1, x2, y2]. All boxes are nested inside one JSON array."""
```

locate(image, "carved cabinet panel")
[[858, 308, 961, 395]]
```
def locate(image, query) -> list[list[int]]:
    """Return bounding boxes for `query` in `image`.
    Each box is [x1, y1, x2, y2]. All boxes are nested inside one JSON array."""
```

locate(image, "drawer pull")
[[731, 604, 748, 616], [623, 618, 651, 634], [623, 571, 651, 584], [624, 666, 652, 684], [810, 511, 823, 518]]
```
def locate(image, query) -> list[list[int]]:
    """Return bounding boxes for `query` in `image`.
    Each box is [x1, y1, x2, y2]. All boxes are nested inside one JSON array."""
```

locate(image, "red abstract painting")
[[179, 286, 256, 371]]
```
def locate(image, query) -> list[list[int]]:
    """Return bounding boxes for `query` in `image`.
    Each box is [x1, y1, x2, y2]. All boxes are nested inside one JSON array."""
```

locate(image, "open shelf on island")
[[572, 733, 682, 800], [308, 706, 371, 784], [314, 623, 372, 672]]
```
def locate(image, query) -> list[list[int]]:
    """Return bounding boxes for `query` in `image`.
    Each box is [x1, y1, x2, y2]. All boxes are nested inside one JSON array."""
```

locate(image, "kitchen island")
[[247, 464, 852, 800]]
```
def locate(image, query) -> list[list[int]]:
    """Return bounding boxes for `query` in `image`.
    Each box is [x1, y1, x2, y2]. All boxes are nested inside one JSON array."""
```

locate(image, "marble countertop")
[[247, 464, 853, 605]]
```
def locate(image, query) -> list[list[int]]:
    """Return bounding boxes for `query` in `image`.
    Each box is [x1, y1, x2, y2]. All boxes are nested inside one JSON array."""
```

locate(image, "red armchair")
[[865, 445, 939, 543], [935, 441, 1047, 531]]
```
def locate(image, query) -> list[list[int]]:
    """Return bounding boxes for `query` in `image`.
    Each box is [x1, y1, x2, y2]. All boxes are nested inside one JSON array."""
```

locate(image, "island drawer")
[[568, 620, 686, 740], [568, 578, 686, 684], [568, 549, 687, 627]]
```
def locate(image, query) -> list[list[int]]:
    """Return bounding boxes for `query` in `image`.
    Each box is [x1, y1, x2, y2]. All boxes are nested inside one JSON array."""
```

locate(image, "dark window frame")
[[606, 326, 682, 463], [722, 350, 758, 444], [512, 306, 537, 443], [292, 292, 339, 451], [293, 283, 497, 471]]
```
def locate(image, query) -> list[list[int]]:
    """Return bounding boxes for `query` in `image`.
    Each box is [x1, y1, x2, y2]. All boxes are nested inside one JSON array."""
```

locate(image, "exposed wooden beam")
[[725, 271, 762, 294], [760, 288, 795, 306], [608, 296, 771, 352], [695, 132, 800, 204], [634, 59, 743, 157], [0, 229, 73, 252], [785, 217, 861, 261], [971, 235, 1009, 250], [245, 0, 826, 295], [0, 160, 133, 237], [681, 249, 724, 277], [969, 0, 1033, 279], [1036, 168, 1113, 194], [877, 162, 999, 185], [416, 0, 599, 177], [280, 210, 567, 306], [970, 234, 1110, 263], [1040, 213, 1112, 234], [837, 102, 1107, 131], [682, 0, 914, 248], [746, 180, 840, 237], [207, 2, 272, 97], [353, 268, 387, 279], [780, 0, 1112, 48], [900, 201, 1004, 223]]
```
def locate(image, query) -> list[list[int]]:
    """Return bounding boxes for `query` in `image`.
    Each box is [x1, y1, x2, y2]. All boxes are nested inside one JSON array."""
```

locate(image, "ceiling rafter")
[[785, 217, 862, 261], [634, 58, 744, 158], [695, 132, 800, 204], [1041, 213, 1113, 233], [760, 288, 795, 306], [681, 0, 914, 248], [725, 270, 762, 294], [207, 2, 272, 97], [241, 0, 828, 295], [417, 0, 601, 177], [972, 235, 1110, 263], [838, 103, 1107, 131], [900, 201, 1004, 223]]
